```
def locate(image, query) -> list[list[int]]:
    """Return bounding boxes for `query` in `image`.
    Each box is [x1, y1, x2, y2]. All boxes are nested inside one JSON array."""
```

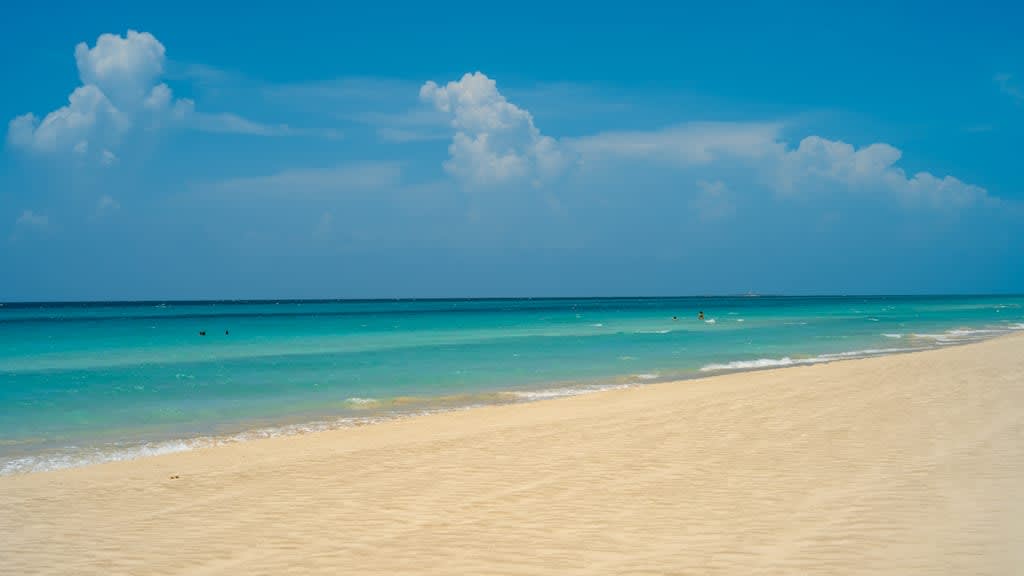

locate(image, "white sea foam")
[[0, 413, 398, 476], [882, 333, 903, 339], [819, 348, 918, 358], [632, 373, 660, 380], [736, 318, 745, 322], [700, 357, 799, 371], [704, 318, 717, 324], [510, 384, 632, 401], [910, 327, 1007, 343], [0, 440, 204, 475], [590, 323, 604, 327], [344, 397, 379, 407], [635, 329, 671, 334], [699, 347, 919, 373]]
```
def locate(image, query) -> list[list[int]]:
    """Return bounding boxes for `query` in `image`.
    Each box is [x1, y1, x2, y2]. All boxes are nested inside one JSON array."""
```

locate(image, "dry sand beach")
[[2, 334, 1023, 575]]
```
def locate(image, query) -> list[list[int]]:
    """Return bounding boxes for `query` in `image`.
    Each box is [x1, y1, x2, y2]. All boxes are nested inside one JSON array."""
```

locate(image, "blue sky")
[[2, 1, 1022, 300]]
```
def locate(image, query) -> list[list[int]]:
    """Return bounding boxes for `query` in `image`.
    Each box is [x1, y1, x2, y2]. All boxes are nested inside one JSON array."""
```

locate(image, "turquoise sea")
[[2, 295, 1022, 474]]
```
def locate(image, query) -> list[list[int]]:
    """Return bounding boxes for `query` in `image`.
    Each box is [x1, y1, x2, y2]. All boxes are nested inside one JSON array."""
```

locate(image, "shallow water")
[[2, 295, 1022, 473]]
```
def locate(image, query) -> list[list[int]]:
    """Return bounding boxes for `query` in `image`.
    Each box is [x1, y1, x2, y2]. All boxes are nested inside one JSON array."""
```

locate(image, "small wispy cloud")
[[312, 211, 334, 239], [95, 194, 120, 217], [15, 210, 49, 229], [994, 73, 1023, 103], [263, 77, 419, 106], [168, 62, 237, 86], [189, 112, 336, 138], [203, 162, 401, 196], [11, 209, 51, 241], [354, 108, 450, 143], [569, 122, 783, 165], [11, 208, 50, 239], [692, 180, 735, 222]]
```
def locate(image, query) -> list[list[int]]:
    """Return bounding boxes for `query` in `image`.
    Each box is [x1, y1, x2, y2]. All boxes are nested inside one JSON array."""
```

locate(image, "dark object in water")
[[225, 330, 229, 335], [199, 331, 206, 336]]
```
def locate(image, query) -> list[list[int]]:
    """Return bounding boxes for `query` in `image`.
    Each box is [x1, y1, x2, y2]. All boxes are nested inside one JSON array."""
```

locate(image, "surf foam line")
[[0, 382, 640, 476], [699, 347, 921, 373], [0, 414, 401, 476], [507, 383, 634, 401]]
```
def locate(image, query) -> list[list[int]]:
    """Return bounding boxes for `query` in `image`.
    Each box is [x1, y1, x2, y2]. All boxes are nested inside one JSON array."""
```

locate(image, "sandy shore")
[[2, 335, 1023, 575]]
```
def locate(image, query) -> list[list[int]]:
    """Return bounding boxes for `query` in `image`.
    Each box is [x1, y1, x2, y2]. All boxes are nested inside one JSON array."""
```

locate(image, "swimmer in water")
[[698, 311, 705, 321]]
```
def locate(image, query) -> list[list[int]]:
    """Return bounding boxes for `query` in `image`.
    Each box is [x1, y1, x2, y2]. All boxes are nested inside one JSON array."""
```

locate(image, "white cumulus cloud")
[[414, 73, 989, 209], [777, 136, 986, 207], [8, 31, 185, 158], [571, 121, 987, 208], [7, 30, 293, 161], [75, 30, 168, 110], [416, 73, 986, 209], [420, 72, 566, 187]]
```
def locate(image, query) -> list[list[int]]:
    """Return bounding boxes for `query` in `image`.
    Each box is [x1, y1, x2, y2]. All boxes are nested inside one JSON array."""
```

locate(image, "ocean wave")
[[0, 440, 206, 476], [910, 328, 1007, 343], [508, 384, 632, 401], [635, 329, 671, 334], [0, 412, 408, 476], [882, 333, 903, 338], [344, 397, 379, 407], [632, 373, 660, 380], [3, 378, 650, 474], [704, 318, 716, 324], [700, 357, 799, 371], [699, 347, 919, 373]]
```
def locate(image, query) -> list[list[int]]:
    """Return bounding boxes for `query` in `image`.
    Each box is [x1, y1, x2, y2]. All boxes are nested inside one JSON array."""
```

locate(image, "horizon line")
[[2, 293, 1022, 307]]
